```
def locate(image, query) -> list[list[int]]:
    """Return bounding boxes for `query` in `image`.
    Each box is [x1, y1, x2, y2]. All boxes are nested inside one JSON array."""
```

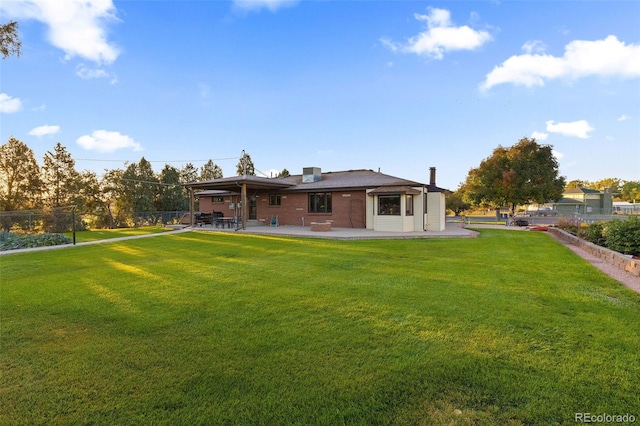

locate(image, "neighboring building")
[[541, 187, 614, 215], [613, 201, 640, 215], [185, 167, 448, 232]]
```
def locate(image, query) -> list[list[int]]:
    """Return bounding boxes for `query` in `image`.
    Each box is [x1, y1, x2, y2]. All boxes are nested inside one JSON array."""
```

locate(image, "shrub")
[[557, 219, 579, 235], [0, 232, 72, 251], [602, 216, 640, 256], [578, 221, 605, 245]]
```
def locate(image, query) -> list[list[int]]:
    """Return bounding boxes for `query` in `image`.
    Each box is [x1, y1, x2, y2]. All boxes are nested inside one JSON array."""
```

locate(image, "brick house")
[[185, 167, 448, 232]]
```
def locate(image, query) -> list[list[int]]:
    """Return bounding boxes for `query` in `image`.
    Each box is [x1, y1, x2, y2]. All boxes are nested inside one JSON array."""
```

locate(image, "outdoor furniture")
[[270, 215, 279, 227], [195, 212, 212, 226], [310, 222, 331, 232]]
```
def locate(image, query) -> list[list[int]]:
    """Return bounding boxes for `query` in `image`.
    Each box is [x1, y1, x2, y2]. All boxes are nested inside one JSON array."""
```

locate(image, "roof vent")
[[302, 167, 321, 183]]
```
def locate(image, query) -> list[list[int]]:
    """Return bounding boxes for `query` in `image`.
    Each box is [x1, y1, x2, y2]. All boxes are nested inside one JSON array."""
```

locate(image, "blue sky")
[[1, 0, 639, 190]]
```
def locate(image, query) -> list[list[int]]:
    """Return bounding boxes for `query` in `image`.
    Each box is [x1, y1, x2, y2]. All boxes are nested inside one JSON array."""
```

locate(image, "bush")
[[557, 219, 579, 235], [578, 221, 605, 245], [0, 232, 72, 251], [602, 216, 640, 256]]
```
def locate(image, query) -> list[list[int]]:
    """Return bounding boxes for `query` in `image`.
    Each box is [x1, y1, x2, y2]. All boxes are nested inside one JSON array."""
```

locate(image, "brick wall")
[[198, 190, 368, 228]]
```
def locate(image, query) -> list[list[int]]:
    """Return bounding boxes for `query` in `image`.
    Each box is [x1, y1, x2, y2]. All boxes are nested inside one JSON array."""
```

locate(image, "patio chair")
[[270, 215, 279, 227]]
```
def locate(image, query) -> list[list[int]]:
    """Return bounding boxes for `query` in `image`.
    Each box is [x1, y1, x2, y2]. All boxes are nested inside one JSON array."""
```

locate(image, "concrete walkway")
[[201, 222, 479, 240]]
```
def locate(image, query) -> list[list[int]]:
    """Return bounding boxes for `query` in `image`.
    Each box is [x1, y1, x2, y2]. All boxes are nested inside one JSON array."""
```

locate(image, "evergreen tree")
[[42, 142, 80, 208], [157, 165, 185, 211], [0, 137, 41, 230], [236, 152, 255, 176], [200, 159, 223, 180]]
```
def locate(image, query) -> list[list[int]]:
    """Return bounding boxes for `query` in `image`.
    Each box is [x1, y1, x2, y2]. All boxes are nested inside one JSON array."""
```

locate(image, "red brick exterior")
[[198, 190, 368, 228]]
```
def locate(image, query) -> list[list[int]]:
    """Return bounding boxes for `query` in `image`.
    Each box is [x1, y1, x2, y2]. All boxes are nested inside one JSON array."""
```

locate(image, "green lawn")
[[1, 230, 639, 425], [63, 226, 173, 243]]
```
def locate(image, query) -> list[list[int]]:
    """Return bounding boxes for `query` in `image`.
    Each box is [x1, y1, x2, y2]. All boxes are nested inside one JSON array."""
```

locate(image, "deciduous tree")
[[446, 190, 471, 216], [1, 21, 21, 59], [620, 181, 640, 203], [462, 137, 565, 214]]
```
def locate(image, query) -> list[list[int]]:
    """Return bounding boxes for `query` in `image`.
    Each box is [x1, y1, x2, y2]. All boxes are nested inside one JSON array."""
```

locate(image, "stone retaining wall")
[[549, 228, 640, 277]]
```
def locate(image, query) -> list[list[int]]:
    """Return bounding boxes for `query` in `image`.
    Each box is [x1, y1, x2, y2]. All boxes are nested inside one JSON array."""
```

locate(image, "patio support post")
[[241, 182, 247, 230], [189, 187, 195, 227]]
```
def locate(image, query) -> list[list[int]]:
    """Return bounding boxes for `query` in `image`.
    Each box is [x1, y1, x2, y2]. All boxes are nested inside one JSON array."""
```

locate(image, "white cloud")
[[77, 130, 142, 153], [0, 93, 23, 113], [546, 120, 594, 139], [481, 35, 640, 91], [552, 150, 564, 160], [521, 40, 546, 54], [618, 114, 630, 121], [531, 131, 548, 141], [0, 0, 120, 64], [28, 124, 60, 137], [76, 64, 117, 83], [381, 7, 492, 60], [233, 0, 298, 12]]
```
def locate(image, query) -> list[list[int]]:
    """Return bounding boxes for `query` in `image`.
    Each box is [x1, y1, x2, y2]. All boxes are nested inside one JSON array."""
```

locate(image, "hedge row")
[[558, 216, 640, 256]]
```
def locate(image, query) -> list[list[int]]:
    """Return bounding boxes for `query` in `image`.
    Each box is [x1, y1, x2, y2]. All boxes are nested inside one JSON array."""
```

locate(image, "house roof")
[[564, 187, 602, 194], [553, 197, 586, 205], [186, 169, 429, 193]]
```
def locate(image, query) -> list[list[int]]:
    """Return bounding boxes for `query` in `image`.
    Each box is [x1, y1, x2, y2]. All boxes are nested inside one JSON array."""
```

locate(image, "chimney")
[[429, 167, 436, 186]]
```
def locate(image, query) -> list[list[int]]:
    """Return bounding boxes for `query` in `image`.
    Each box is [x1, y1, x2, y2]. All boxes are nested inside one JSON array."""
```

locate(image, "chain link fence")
[[0, 208, 189, 234]]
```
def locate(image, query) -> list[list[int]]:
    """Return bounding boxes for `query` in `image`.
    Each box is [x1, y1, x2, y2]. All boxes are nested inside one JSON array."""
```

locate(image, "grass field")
[[63, 226, 172, 243], [1, 230, 639, 425]]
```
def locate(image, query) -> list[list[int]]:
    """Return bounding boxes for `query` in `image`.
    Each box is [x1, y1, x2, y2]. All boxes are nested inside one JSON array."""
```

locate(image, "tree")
[[157, 165, 185, 211], [462, 137, 565, 214], [0, 137, 41, 230], [180, 163, 199, 184], [278, 168, 290, 178], [121, 157, 158, 216], [566, 179, 589, 189], [100, 168, 126, 228], [1, 21, 21, 59], [41, 142, 83, 232], [620, 181, 640, 203], [236, 151, 255, 176], [589, 178, 621, 195], [446, 190, 471, 216], [42, 142, 80, 208], [200, 159, 223, 180]]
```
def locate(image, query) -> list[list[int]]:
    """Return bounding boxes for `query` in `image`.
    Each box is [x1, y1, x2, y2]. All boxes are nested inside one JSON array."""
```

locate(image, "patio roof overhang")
[[185, 175, 296, 192], [368, 185, 422, 196]]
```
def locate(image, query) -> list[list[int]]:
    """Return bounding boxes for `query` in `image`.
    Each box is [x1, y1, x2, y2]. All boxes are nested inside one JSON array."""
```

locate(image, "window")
[[406, 194, 414, 216], [309, 192, 332, 213], [269, 194, 281, 206], [378, 195, 401, 215], [212, 196, 224, 203]]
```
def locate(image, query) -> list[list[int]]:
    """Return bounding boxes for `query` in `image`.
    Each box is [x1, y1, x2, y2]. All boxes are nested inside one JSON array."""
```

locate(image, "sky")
[[1, 0, 639, 190]]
